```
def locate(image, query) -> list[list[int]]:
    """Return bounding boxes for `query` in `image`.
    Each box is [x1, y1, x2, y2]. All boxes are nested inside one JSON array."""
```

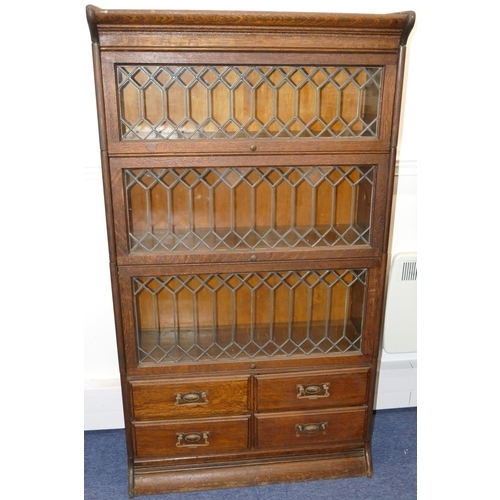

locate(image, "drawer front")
[[130, 376, 250, 420], [256, 407, 366, 451], [133, 416, 250, 459], [256, 368, 369, 412]]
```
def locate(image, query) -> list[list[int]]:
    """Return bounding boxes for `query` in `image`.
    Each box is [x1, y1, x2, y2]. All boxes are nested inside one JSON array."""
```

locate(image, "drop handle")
[[297, 383, 330, 399], [176, 431, 210, 448], [174, 391, 209, 407], [295, 422, 328, 437]]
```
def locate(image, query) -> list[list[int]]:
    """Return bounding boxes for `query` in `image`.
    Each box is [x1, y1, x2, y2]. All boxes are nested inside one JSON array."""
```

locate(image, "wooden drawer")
[[256, 407, 367, 451], [255, 367, 369, 412], [133, 416, 250, 459], [130, 375, 250, 420]]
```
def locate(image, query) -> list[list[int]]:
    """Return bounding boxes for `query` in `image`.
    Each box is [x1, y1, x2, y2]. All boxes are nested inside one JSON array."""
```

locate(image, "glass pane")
[[125, 165, 374, 253], [117, 66, 382, 140], [133, 269, 366, 364]]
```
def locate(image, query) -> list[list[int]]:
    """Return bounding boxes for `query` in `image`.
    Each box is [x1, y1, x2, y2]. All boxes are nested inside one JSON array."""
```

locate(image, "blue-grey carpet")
[[85, 408, 416, 499]]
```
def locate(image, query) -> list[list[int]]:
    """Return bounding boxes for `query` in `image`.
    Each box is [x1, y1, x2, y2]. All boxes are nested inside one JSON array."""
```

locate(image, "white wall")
[[81, 0, 419, 429]]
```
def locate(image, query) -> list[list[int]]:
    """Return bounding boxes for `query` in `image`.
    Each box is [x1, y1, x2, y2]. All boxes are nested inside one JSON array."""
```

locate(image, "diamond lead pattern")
[[117, 65, 383, 140], [134, 269, 366, 364], [125, 165, 374, 253]]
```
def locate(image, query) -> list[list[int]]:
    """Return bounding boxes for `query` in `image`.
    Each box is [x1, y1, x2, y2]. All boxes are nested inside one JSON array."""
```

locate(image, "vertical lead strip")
[[166, 171, 173, 237], [269, 273, 275, 346], [133, 279, 142, 362], [172, 279, 179, 353], [188, 177, 194, 233], [209, 169, 215, 247], [192, 279, 199, 354], [211, 275, 217, 350], [330, 169, 337, 234], [310, 172, 317, 234], [325, 277, 332, 341], [287, 273, 294, 342], [306, 273, 313, 341], [342, 272, 351, 345], [125, 171, 134, 252], [289, 172, 296, 236], [350, 168, 357, 229], [146, 176, 153, 239], [270, 171, 276, 233], [230, 176, 235, 232], [231, 276, 236, 348], [250, 169, 256, 238], [250, 279, 255, 350], [361, 270, 367, 349], [152, 280, 159, 351]]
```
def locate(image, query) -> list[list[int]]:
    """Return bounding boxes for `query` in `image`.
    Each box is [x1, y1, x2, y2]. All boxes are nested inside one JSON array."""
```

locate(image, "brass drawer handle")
[[295, 422, 328, 437], [174, 391, 209, 407], [297, 383, 330, 399], [176, 431, 210, 448]]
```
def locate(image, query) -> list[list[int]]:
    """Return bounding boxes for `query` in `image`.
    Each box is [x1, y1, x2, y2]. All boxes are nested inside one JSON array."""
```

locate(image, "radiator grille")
[[400, 261, 417, 281]]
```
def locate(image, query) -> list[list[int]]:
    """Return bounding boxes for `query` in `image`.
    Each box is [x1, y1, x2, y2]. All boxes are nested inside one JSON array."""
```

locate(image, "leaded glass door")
[[110, 154, 389, 264], [118, 261, 382, 372], [100, 52, 399, 155]]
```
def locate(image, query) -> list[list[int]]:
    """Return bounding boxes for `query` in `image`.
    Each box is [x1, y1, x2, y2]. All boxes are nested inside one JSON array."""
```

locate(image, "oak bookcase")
[[86, 6, 415, 496]]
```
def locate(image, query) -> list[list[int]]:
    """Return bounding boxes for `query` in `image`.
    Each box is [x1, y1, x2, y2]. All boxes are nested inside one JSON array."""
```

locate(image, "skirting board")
[[375, 358, 417, 410], [84, 380, 124, 431], [84, 359, 416, 431]]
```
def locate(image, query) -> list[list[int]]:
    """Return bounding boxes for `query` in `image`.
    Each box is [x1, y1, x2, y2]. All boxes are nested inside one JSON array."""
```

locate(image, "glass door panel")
[[117, 65, 383, 141], [133, 268, 367, 365], [125, 165, 374, 253]]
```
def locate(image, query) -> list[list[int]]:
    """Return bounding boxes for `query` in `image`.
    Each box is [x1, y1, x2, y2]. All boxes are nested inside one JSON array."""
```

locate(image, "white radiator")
[[383, 252, 417, 353]]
